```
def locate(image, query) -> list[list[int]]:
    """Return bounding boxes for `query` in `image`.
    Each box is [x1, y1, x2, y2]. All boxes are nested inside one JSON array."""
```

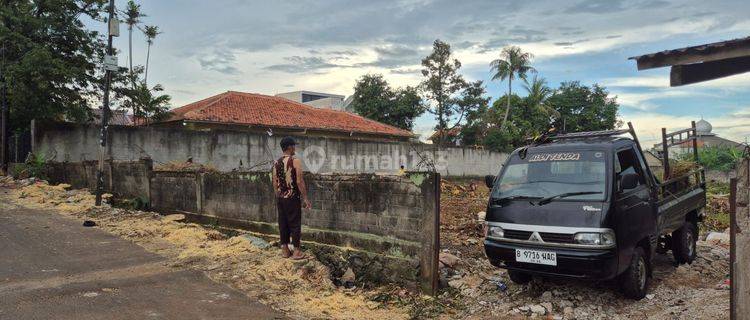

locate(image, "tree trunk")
[[501, 76, 512, 130], [145, 43, 151, 85], [128, 25, 137, 120], [128, 26, 133, 76]]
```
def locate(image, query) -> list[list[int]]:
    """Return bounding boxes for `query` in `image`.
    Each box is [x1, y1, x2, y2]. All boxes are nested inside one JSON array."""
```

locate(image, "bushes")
[[11, 153, 48, 180], [680, 146, 748, 173]]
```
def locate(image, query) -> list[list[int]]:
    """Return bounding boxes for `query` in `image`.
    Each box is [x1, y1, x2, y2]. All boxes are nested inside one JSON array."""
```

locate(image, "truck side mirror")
[[485, 175, 495, 188], [620, 173, 639, 190]]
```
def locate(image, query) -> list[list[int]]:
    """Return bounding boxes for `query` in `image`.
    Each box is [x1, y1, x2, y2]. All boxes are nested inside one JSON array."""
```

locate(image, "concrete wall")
[[42, 160, 440, 293], [732, 158, 749, 319], [44, 160, 151, 200], [33, 122, 506, 177]]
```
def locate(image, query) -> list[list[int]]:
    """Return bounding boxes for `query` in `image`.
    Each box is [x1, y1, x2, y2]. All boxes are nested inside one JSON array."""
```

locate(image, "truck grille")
[[503, 229, 575, 244], [504, 230, 532, 240], [539, 232, 575, 244]]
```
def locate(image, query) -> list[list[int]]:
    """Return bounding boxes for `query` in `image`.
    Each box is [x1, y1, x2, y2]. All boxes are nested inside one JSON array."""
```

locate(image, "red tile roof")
[[167, 91, 413, 138]]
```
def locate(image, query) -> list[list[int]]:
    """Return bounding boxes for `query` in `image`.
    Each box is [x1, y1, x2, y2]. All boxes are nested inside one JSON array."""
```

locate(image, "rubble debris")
[[241, 234, 271, 249], [439, 252, 460, 268], [705, 232, 730, 246]]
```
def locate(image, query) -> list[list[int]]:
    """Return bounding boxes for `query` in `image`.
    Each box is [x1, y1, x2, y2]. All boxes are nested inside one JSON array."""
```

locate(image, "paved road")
[[0, 202, 284, 320]]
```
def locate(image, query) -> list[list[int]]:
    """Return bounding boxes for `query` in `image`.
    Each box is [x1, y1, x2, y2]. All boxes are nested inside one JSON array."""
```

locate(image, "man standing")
[[272, 137, 311, 260]]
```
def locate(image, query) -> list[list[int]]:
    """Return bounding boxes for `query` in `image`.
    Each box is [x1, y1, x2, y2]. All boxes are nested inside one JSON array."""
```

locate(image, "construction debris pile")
[[438, 179, 730, 319]]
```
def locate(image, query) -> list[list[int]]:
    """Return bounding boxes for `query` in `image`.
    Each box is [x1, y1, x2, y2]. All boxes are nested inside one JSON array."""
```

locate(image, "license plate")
[[515, 249, 557, 266]]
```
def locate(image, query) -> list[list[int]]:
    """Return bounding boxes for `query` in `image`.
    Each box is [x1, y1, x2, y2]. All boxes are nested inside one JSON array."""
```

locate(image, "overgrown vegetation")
[[686, 146, 748, 172], [11, 153, 48, 180]]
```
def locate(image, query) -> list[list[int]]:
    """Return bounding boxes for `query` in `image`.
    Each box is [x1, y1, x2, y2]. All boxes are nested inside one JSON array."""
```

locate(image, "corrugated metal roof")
[[629, 36, 750, 64]]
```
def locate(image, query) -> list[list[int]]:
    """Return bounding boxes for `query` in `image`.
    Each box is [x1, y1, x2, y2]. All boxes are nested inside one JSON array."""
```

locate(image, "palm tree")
[[124, 1, 146, 79], [489, 46, 536, 130], [124, 81, 171, 125], [523, 75, 559, 118], [143, 25, 161, 85]]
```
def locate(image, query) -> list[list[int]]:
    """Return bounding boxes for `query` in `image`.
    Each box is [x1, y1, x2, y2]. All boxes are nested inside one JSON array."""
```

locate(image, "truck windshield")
[[492, 150, 607, 202]]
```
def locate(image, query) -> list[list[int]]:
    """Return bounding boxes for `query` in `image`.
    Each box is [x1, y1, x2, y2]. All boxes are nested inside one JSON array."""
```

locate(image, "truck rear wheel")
[[673, 222, 698, 264], [619, 247, 649, 300], [508, 270, 533, 284]]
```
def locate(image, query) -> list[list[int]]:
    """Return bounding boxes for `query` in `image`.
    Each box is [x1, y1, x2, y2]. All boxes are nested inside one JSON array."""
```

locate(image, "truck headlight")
[[488, 226, 504, 238], [574, 232, 615, 246]]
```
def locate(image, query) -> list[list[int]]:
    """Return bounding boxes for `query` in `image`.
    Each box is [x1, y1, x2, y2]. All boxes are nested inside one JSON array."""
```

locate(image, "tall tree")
[[143, 25, 160, 85], [120, 81, 172, 125], [547, 81, 621, 133], [489, 46, 535, 130], [420, 39, 470, 146], [349, 74, 425, 130], [523, 75, 558, 118], [123, 0, 144, 80], [0, 0, 108, 132]]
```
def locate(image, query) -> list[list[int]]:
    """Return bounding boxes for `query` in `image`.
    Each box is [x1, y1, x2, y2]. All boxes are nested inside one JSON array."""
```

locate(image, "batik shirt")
[[272, 155, 299, 199]]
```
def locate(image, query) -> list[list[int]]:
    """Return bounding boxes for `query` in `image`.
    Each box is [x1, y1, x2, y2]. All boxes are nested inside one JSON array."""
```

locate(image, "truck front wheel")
[[672, 222, 698, 264], [508, 270, 533, 284], [619, 247, 649, 300]]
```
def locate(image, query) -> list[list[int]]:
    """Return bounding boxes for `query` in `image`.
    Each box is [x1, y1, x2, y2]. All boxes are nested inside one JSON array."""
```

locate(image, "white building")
[[275, 91, 352, 111]]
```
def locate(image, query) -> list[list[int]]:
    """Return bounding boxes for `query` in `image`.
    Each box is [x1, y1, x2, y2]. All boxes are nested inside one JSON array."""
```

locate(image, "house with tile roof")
[[153, 91, 415, 142]]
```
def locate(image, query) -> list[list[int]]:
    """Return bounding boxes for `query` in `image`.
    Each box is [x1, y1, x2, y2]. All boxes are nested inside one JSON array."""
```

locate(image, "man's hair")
[[280, 136, 297, 151]]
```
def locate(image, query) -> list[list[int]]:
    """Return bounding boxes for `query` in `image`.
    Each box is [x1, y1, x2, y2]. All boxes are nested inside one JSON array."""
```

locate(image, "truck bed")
[[657, 185, 706, 235]]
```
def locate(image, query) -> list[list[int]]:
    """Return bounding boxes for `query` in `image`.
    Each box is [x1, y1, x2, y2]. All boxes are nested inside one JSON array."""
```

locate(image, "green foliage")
[[684, 145, 748, 172], [547, 81, 621, 132], [421, 40, 486, 146], [1, 0, 168, 132], [349, 74, 425, 130], [118, 76, 172, 124], [490, 46, 536, 129], [464, 80, 621, 152], [12, 152, 48, 180], [1, 0, 108, 132]]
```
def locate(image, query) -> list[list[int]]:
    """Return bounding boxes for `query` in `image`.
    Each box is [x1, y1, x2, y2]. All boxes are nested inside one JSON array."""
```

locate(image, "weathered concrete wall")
[[733, 158, 749, 320], [192, 171, 440, 292], [41, 159, 440, 293], [150, 171, 199, 213], [44, 160, 151, 200], [33, 122, 506, 177]]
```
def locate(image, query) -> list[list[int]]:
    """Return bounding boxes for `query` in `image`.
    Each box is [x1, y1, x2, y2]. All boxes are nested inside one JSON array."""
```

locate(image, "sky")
[[92, 0, 750, 146]]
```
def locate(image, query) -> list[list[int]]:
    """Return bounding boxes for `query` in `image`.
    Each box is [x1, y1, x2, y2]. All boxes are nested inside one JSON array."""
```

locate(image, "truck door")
[[613, 146, 656, 274]]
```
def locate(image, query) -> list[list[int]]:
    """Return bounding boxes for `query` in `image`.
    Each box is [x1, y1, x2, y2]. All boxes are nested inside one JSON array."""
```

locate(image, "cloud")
[[264, 56, 342, 73], [611, 89, 712, 111], [565, 0, 627, 13], [197, 50, 240, 75], [355, 44, 423, 68]]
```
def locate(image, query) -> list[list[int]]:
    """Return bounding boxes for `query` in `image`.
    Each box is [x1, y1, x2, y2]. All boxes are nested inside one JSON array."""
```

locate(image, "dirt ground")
[[0, 177, 412, 320], [1, 176, 731, 319]]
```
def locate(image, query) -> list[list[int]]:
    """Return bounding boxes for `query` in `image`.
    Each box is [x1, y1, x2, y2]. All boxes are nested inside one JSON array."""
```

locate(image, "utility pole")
[[1, 42, 8, 175], [96, 0, 118, 206]]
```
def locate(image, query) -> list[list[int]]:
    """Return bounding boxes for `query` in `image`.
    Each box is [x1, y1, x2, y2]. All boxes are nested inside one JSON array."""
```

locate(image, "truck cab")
[[483, 124, 706, 299]]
